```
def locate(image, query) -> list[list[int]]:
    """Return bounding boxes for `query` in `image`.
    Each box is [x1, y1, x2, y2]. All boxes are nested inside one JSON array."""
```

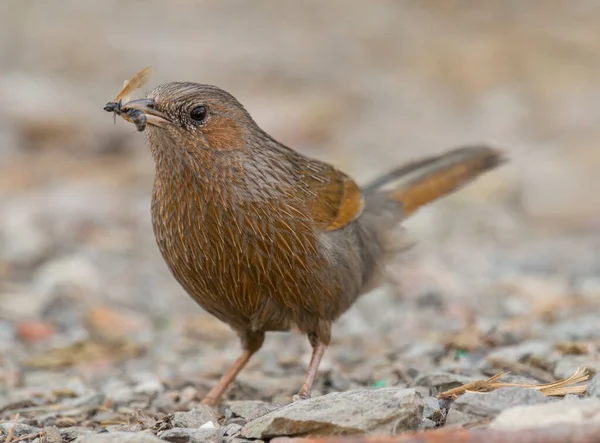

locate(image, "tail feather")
[[366, 146, 506, 218]]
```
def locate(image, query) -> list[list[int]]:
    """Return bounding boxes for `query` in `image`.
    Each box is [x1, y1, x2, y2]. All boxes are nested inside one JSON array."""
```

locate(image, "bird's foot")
[[293, 385, 311, 402]]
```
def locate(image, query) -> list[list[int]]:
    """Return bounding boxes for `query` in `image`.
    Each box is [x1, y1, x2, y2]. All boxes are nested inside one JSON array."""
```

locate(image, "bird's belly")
[[150, 190, 375, 334], [150, 213, 314, 332]]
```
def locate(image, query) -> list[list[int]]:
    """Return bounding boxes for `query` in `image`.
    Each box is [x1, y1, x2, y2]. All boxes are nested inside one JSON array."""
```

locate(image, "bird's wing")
[[241, 159, 365, 328], [297, 160, 364, 231]]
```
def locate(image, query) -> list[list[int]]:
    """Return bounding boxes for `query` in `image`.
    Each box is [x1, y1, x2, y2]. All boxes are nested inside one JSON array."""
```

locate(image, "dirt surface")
[[0, 1, 599, 441]]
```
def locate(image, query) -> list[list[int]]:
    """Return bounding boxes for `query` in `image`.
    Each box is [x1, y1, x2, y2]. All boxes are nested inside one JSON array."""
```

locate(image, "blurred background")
[[0, 0, 598, 405]]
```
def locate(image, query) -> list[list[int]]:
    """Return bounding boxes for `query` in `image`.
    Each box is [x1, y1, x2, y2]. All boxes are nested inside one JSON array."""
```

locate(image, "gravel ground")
[[0, 1, 599, 442]]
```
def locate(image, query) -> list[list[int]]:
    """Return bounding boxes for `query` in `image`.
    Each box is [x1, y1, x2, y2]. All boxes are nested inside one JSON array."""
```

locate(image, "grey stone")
[[152, 392, 181, 414], [587, 374, 600, 397], [159, 427, 218, 443], [577, 275, 600, 300], [0, 321, 15, 354], [101, 380, 136, 404], [33, 254, 101, 299], [173, 406, 219, 429], [65, 393, 106, 408], [403, 341, 446, 359], [241, 388, 423, 438], [44, 426, 63, 443], [226, 401, 281, 421], [422, 396, 445, 426], [498, 375, 543, 385], [486, 340, 554, 363], [0, 204, 50, 265], [60, 427, 94, 440], [75, 432, 163, 442], [220, 423, 243, 437], [235, 373, 305, 397], [491, 397, 600, 430], [422, 396, 441, 419], [545, 315, 600, 341], [553, 357, 600, 380], [133, 379, 164, 395], [0, 422, 41, 437], [412, 386, 432, 399], [445, 387, 551, 425], [419, 418, 437, 430], [411, 372, 478, 393], [324, 371, 352, 392]]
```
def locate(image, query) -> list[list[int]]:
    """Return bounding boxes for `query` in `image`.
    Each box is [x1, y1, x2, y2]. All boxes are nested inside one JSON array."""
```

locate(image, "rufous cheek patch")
[[203, 117, 244, 151]]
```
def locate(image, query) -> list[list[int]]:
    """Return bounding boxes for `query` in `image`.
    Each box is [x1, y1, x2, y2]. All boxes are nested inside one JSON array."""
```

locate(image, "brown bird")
[[107, 79, 505, 405]]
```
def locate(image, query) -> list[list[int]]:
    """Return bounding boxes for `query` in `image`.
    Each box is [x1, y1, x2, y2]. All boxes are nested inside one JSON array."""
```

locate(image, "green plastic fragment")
[[455, 349, 468, 358], [373, 380, 387, 388]]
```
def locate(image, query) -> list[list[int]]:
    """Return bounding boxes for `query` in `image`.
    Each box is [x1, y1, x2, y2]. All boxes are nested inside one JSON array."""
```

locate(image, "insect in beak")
[[120, 98, 172, 129], [103, 67, 153, 127]]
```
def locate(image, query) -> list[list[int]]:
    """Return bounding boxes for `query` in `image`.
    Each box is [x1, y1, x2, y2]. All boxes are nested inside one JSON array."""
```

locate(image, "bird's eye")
[[190, 106, 208, 122]]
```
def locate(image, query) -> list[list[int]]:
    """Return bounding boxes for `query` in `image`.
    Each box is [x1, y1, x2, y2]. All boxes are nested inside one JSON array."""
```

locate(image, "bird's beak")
[[121, 98, 171, 128]]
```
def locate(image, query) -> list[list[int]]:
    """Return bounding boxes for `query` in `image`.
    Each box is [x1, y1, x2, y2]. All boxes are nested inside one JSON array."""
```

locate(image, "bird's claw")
[[293, 387, 311, 402]]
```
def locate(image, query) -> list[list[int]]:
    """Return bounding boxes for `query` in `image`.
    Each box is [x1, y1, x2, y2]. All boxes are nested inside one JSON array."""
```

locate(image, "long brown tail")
[[364, 146, 506, 218]]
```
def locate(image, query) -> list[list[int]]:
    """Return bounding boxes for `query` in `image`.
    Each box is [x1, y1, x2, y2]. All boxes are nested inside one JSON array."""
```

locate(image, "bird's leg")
[[294, 329, 330, 401], [201, 330, 264, 406]]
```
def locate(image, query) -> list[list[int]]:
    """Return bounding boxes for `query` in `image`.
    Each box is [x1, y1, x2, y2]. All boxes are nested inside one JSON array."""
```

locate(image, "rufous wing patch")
[[325, 177, 364, 231], [301, 162, 364, 231]]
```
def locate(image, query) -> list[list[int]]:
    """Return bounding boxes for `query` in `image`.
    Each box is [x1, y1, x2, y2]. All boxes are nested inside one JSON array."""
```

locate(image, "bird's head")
[[121, 82, 259, 152]]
